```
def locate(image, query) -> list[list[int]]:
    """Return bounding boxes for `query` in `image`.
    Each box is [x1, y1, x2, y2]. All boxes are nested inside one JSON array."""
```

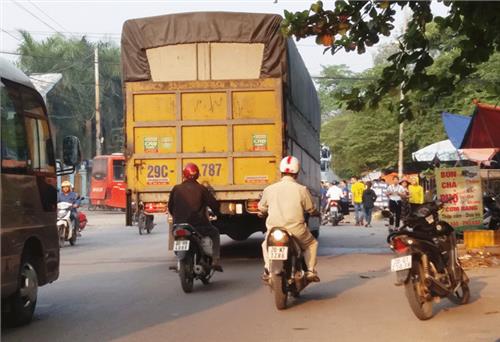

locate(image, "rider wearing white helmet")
[[58, 180, 81, 231], [258, 156, 320, 282]]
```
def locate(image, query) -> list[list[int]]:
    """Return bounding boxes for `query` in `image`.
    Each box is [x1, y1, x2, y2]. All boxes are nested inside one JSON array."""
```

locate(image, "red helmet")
[[183, 163, 200, 180]]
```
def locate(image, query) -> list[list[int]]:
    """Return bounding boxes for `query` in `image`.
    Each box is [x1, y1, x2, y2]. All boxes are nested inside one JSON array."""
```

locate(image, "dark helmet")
[[183, 163, 200, 180]]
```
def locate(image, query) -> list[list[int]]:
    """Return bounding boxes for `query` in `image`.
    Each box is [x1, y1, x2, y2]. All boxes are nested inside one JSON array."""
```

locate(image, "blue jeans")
[[354, 203, 364, 224], [363, 207, 373, 225]]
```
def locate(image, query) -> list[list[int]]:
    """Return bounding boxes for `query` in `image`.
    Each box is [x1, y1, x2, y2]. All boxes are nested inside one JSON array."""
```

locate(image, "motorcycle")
[[171, 220, 218, 293], [323, 199, 343, 226], [387, 201, 470, 320], [266, 227, 314, 310], [78, 211, 88, 230], [57, 202, 77, 247], [483, 193, 500, 230]]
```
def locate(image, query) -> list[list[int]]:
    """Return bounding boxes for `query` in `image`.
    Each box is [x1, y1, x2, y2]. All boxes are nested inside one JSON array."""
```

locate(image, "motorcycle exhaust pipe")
[[424, 276, 450, 297]]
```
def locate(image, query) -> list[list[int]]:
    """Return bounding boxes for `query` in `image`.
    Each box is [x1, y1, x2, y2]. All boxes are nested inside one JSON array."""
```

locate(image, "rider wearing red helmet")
[[168, 163, 223, 271]]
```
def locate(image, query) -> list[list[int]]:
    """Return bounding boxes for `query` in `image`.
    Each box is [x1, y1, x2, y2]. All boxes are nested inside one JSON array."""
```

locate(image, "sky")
[[0, 0, 448, 76]]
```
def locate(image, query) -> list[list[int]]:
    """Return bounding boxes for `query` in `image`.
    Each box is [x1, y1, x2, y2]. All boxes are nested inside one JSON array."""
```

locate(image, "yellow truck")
[[121, 12, 321, 242]]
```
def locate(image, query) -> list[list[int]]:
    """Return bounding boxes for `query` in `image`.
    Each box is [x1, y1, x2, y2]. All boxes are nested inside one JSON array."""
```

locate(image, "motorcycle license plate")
[[391, 255, 412, 272], [268, 246, 288, 260], [173, 240, 190, 251]]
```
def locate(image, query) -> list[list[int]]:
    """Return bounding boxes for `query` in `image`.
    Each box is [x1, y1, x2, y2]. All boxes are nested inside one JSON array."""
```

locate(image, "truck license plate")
[[173, 240, 190, 251], [391, 255, 412, 272], [268, 246, 288, 260]]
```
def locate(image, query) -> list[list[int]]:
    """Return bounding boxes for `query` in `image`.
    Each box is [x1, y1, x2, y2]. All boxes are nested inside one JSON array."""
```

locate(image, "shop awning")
[[441, 112, 471, 149], [461, 103, 500, 148], [412, 139, 466, 162], [461, 148, 500, 166]]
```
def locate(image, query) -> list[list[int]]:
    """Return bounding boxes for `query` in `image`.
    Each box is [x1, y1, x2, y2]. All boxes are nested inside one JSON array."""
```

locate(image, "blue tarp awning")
[[441, 112, 472, 149]]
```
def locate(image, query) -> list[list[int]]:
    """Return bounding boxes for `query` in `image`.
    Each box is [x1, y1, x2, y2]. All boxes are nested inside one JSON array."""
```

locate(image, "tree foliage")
[[319, 23, 499, 178], [282, 1, 500, 118], [16, 32, 122, 159]]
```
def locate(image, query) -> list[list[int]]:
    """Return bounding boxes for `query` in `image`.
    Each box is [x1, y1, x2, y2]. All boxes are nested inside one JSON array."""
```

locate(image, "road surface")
[[2, 212, 500, 341]]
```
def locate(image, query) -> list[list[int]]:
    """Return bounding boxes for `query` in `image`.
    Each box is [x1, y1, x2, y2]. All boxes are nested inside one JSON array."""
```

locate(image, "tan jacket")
[[258, 176, 317, 232]]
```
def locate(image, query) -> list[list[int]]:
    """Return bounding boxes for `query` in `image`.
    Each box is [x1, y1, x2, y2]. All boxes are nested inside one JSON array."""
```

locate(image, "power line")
[[47, 52, 95, 73], [26, 0, 69, 34], [4, 29, 121, 40], [10, 0, 64, 35], [1, 28, 22, 42], [0, 50, 120, 65]]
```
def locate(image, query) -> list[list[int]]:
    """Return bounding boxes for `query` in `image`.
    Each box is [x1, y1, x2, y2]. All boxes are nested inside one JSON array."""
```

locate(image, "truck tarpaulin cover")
[[461, 103, 500, 149], [121, 11, 320, 159], [121, 12, 285, 82]]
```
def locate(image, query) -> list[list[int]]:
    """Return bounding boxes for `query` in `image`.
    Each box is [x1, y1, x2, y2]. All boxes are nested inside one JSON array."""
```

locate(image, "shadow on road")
[[289, 267, 388, 308]]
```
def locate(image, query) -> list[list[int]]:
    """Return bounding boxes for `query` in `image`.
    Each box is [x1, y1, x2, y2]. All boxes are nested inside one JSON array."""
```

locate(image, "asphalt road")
[[2, 212, 500, 342]]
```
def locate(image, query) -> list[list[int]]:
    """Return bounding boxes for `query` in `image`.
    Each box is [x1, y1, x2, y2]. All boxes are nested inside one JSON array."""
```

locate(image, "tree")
[[16, 32, 123, 159], [282, 1, 500, 118], [319, 27, 499, 177]]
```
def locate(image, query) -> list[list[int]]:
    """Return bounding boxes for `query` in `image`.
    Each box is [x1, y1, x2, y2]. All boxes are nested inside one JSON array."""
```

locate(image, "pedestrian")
[[408, 175, 424, 212], [320, 181, 328, 213], [373, 177, 389, 209], [339, 180, 350, 218], [362, 181, 377, 227], [399, 179, 411, 225], [385, 176, 406, 230], [351, 176, 365, 226]]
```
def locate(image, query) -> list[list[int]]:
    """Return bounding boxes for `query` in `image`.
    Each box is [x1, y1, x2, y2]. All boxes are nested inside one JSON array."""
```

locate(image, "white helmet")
[[61, 180, 73, 188], [279, 156, 300, 174]]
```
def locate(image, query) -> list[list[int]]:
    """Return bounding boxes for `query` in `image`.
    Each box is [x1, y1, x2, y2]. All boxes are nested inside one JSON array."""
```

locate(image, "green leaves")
[[283, 1, 500, 115]]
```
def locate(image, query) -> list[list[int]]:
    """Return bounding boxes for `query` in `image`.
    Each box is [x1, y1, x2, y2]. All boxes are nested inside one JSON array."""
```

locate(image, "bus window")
[[1, 83, 29, 171], [25, 117, 55, 173], [92, 158, 107, 180], [113, 159, 125, 181]]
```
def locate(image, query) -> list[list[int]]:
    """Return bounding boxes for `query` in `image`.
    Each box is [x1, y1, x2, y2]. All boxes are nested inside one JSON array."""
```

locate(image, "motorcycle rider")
[[168, 163, 223, 271], [57, 181, 81, 233], [259, 156, 320, 282]]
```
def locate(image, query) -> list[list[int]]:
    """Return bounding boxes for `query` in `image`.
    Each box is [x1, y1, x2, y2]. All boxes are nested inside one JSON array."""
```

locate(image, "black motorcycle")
[[266, 227, 315, 310], [171, 223, 216, 293], [387, 201, 470, 320]]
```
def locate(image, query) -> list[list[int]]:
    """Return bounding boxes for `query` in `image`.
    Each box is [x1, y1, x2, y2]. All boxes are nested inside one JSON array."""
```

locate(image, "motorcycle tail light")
[[246, 200, 259, 213], [174, 228, 190, 237], [392, 237, 409, 253]]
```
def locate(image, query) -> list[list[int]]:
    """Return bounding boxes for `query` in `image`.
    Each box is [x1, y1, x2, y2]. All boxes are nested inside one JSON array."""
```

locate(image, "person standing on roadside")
[[408, 176, 424, 212], [385, 176, 406, 230], [362, 181, 377, 227], [400, 179, 411, 224], [339, 180, 350, 219], [373, 177, 389, 210], [351, 176, 366, 226]]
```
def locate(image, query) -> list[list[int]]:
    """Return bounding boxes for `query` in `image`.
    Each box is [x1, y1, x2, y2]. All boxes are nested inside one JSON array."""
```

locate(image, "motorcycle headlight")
[[58, 210, 67, 216], [272, 229, 285, 241]]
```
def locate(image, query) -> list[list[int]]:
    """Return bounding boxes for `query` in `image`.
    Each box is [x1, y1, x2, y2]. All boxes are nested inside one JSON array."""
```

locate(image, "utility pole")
[[398, 121, 404, 178], [94, 46, 102, 156]]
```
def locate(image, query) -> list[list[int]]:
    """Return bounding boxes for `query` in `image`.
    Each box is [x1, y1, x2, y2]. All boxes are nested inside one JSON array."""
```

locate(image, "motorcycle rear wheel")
[[179, 253, 194, 293], [271, 274, 287, 310], [405, 261, 433, 320]]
